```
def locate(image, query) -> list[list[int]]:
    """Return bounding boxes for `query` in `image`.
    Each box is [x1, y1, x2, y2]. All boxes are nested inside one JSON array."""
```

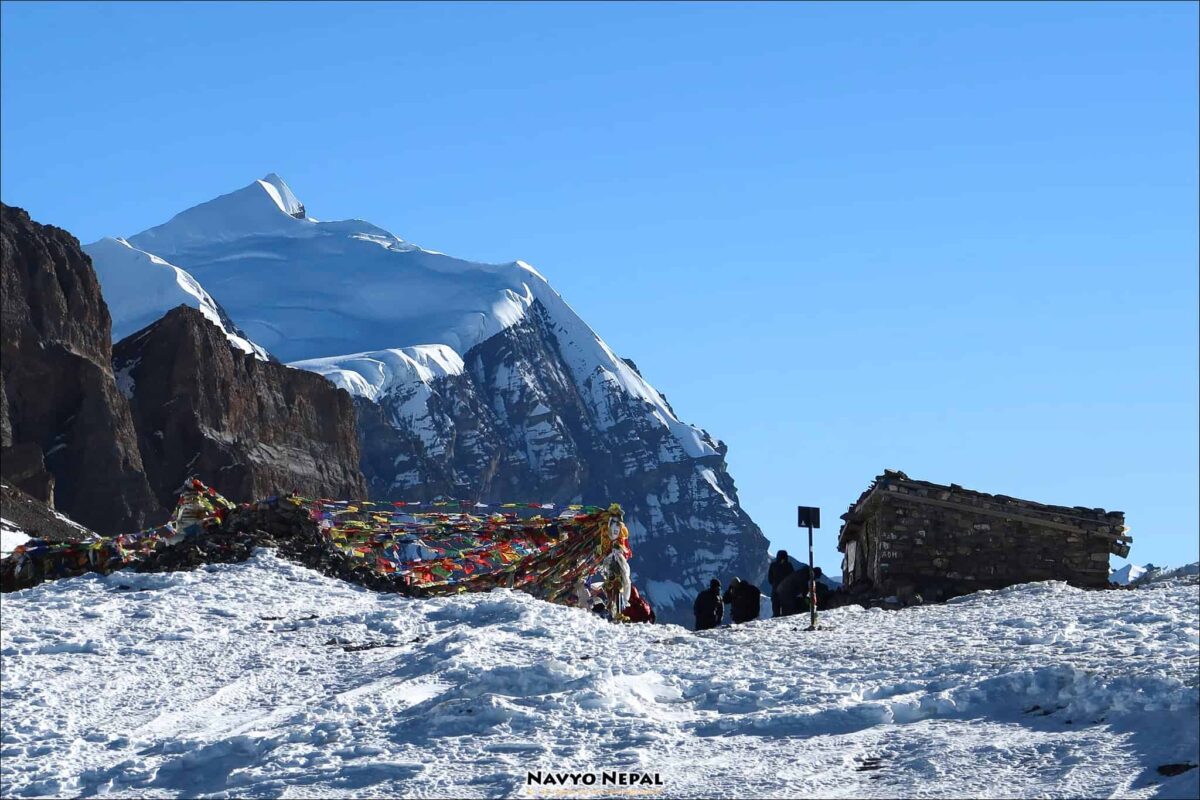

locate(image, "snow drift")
[[1, 555, 1196, 798]]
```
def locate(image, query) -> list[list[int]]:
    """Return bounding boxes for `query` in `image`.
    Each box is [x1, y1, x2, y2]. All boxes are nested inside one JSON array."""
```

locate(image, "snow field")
[[1, 552, 1197, 798], [0, 519, 31, 557]]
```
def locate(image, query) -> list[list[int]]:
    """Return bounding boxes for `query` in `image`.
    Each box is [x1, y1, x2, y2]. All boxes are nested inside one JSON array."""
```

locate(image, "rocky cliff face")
[[113, 306, 366, 513], [0, 204, 157, 534], [0, 481, 97, 544], [351, 303, 769, 624]]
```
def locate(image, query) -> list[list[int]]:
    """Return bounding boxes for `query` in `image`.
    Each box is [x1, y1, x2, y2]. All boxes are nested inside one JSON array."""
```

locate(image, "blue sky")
[[3, 1, 1196, 573]]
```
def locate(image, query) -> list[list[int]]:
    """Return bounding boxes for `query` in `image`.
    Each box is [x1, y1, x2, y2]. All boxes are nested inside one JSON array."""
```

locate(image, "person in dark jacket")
[[624, 584, 656, 624], [767, 550, 795, 617], [723, 576, 762, 624], [693, 578, 724, 631], [775, 565, 814, 616]]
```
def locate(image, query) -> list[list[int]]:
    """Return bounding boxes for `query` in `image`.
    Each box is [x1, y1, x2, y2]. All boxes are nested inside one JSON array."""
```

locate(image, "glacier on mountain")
[[84, 237, 269, 360], [292, 346, 466, 404]]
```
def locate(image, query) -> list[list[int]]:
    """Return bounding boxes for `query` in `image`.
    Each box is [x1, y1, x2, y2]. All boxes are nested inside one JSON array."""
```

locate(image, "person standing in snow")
[[693, 578, 724, 631], [768, 550, 795, 617], [601, 512, 632, 618], [723, 576, 762, 624], [775, 564, 815, 617]]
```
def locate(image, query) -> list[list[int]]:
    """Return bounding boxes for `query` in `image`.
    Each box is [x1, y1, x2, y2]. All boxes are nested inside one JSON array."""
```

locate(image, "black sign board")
[[797, 506, 821, 529]]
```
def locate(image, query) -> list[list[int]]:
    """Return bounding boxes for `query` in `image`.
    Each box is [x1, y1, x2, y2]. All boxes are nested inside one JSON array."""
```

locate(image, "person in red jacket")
[[624, 584, 656, 623]]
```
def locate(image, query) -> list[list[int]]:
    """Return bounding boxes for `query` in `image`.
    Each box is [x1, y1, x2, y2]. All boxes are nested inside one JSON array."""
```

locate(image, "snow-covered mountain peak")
[[514, 259, 547, 281], [94, 174, 727, 461], [1111, 563, 1150, 585], [127, 174, 313, 255], [257, 173, 305, 217]]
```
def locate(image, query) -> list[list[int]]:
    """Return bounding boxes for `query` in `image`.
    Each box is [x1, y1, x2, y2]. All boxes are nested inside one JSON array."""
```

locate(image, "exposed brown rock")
[[1, 203, 157, 534], [0, 442, 54, 505], [113, 305, 367, 512]]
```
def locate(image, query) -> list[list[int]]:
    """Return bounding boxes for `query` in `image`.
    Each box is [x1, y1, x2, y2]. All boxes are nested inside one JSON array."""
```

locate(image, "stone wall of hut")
[[845, 480, 1129, 598]]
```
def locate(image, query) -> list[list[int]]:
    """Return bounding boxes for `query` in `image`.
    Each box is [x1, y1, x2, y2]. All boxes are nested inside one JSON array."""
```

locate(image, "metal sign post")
[[797, 506, 821, 631]]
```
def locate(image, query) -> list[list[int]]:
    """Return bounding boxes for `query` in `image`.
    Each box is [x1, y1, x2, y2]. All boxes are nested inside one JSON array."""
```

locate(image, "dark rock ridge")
[[113, 306, 367, 514], [355, 301, 769, 624], [0, 481, 97, 543], [6, 496, 442, 594], [1, 203, 157, 534]]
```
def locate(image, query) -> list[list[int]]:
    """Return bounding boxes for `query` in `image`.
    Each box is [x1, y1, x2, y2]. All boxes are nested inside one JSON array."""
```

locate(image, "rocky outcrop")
[[356, 302, 769, 625], [114, 306, 366, 513], [0, 442, 55, 506], [1, 204, 157, 534], [0, 481, 96, 543]]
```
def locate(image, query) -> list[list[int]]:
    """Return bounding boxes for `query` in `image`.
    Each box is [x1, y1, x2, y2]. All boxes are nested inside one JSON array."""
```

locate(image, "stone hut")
[[837, 470, 1131, 600]]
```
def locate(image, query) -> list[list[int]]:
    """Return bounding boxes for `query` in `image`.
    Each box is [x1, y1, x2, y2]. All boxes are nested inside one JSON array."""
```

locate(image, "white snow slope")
[[86, 174, 718, 460], [1112, 563, 1151, 586], [0, 519, 30, 557], [1135, 563, 1200, 586], [83, 237, 270, 359], [2, 554, 1197, 799], [1112, 563, 1200, 587]]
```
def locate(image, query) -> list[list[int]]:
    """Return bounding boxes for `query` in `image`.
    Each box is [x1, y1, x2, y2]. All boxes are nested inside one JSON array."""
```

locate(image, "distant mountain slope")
[[1129, 562, 1200, 586], [1110, 563, 1151, 585], [87, 175, 770, 622]]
